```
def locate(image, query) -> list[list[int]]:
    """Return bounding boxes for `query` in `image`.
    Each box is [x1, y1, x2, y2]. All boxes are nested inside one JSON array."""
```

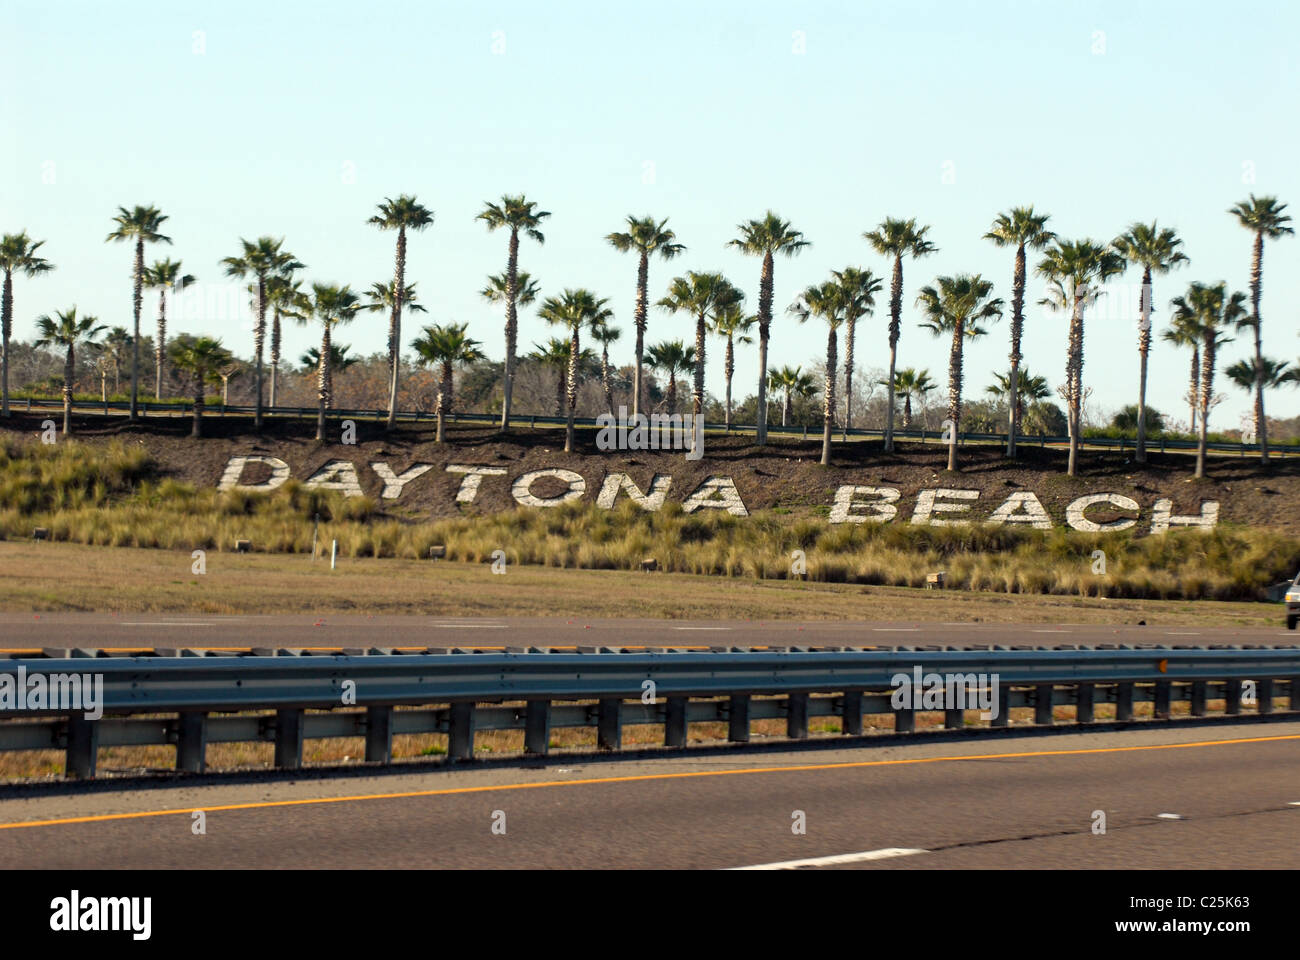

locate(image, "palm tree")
[[168, 336, 231, 438], [589, 319, 622, 414], [1111, 221, 1189, 462], [217, 360, 242, 406], [984, 208, 1055, 455], [1225, 356, 1291, 441], [657, 271, 741, 416], [299, 343, 358, 378], [767, 366, 817, 428], [141, 258, 196, 400], [916, 275, 1003, 471], [411, 322, 485, 442], [220, 237, 304, 431], [364, 278, 428, 412], [368, 195, 435, 429], [885, 367, 937, 429], [1228, 194, 1294, 462], [729, 212, 809, 445], [607, 217, 686, 419], [1, 232, 54, 417], [830, 266, 883, 436], [865, 218, 938, 452], [645, 339, 695, 413], [101, 327, 132, 394], [985, 368, 1050, 427], [710, 304, 755, 430], [263, 271, 308, 408], [1037, 239, 1126, 476], [1170, 282, 1246, 477], [477, 195, 550, 431], [529, 338, 595, 416], [789, 279, 850, 465], [33, 308, 106, 435], [1160, 317, 1202, 433], [106, 206, 170, 420], [538, 288, 611, 452], [300, 284, 364, 441]]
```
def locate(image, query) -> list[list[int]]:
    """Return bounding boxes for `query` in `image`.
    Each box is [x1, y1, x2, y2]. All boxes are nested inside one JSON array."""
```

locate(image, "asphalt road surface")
[[2, 723, 1297, 868], [0, 614, 1296, 654]]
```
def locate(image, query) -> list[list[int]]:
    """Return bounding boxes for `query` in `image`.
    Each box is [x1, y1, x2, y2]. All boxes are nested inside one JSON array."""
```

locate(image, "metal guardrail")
[[11, 396, 1296, 455], [3, 645, 1297, 779]]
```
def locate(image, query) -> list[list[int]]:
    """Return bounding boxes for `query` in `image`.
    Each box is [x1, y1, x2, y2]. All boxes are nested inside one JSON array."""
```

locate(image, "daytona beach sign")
[[216, 456, 1220, 534]]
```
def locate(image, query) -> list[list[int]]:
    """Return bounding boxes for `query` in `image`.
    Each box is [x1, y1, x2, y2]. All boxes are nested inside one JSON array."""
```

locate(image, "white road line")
[[1156, 813, 1185, 820], [433, 624, 507, 629], [1165, 632, 1201, 636], [1033, 629, 1069, 634], [731, 848, 928, 870], [872, 628, 920, 633], [120, 622, 214, 627], [674, 627, 732, 631]]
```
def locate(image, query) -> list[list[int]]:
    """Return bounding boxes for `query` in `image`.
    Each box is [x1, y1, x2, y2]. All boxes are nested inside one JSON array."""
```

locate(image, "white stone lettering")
[[911, 488, 979, 526], [595, 473, 672, 511], [511, 469, 586, 507], [1066, 494, 1140, 532], [829, 486, 901, 524]]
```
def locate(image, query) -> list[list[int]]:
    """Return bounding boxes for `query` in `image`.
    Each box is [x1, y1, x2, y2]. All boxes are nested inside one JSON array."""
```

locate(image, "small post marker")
[[330, 539, 338, 570]]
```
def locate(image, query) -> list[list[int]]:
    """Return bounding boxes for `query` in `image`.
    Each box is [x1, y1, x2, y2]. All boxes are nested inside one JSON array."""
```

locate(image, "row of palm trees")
[[1, 194, 1294, 472]]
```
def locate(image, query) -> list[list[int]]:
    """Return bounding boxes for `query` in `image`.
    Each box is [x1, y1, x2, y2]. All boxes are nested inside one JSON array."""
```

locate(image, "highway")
[[0, 613, 1295, 653], [1, 723, 1297, 868]]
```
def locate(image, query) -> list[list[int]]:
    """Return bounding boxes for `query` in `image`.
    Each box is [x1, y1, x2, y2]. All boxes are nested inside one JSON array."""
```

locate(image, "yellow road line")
[[1, 732, 1296, 832]]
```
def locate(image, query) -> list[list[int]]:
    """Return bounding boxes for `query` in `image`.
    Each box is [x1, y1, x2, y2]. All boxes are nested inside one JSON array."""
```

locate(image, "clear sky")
[[3, 0, 1297, 430]]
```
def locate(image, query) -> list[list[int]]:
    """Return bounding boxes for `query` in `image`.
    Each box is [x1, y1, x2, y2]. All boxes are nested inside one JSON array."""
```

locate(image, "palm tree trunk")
[[1, 269, 12, 417], [667, 373, 677, 412], [269, 308, 281, 409], [1196, 335, 1216, 478], [565, 328, 579, 452], [755, 251, 774, 445], [316, 327, 331, 442], [843, 314, 855, 439], [436, 359, 451, 443], [783, 390, 791, 427], [1249, 231, 1268, 462], [947, 324, 964, 472], [63, 344, 74, 435], [500, 229, 520, 431], [1135, 265, 1152, 461], [386, 226, 407, 430], [101, 368, 107, 403], [155, 289, 167, 400], [600, 345, 614, 415], [822, 325, 837, 466], [1066, 295, 1085, 477], [1188, 348, 1199, 433], [192, 370, 204, 438], [254, 276, 267, 432], [884, 254, 903, 452], [903, 393, 913, 428], [1007, 243, 1026, 456], [632, 251, 648, 420], [724, 335, 735, 430], [693, 311, 706, 416], [130, 238, 143, 421]]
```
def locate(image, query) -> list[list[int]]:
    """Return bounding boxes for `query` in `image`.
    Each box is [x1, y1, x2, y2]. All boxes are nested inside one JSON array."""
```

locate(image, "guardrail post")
[[448, 701, 476, 760], [365, 705, 392, 763], [1190, 681, 1208, 716], [1257, 678, 1274, 715], [944, 706, 963, 730], [65, 715, 98, 779], [524, 700, 551, 755], [1153, 680, 1172, 719], [1114, 682, 1134, 722], [786, 693, 809, 739], [1291, 678, 1300, 714], [1076, 683, 1094, 724], [597, 699, 622, 751], [665, 697, 687, 747], [1034, 684, 1054, 725], [894, 704, 915, 733], [991, 684, 1010, 726], [728, 694, 750, 742], [176, 711, 207, 773], [275, 709, 303, 770], [1225, 680, 1241, 715], [842, 690, 863, 735]]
